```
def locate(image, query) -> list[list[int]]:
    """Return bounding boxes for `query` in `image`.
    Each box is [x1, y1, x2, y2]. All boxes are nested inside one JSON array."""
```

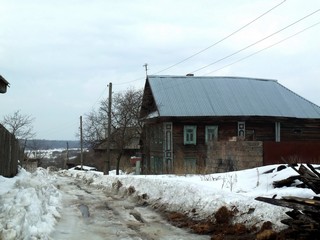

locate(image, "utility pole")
[[80, 116, 83, 170], [143, 63, 148, 78], [104, 82, 112, 175], [64, 141, 69, 169]]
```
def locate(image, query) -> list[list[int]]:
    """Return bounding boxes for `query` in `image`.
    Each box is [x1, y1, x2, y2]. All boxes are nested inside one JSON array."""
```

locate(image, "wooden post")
[[64, 141, 69, 169], [80, 116, 83, 170], [104, 83, 112, 175]]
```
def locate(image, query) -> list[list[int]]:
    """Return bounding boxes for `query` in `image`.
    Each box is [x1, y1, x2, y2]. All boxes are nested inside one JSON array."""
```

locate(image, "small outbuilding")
[[0, 75, 9, 93]]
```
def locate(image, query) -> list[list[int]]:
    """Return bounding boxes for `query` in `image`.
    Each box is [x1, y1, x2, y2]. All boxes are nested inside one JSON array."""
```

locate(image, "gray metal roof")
[[146, 75, 320, 119]]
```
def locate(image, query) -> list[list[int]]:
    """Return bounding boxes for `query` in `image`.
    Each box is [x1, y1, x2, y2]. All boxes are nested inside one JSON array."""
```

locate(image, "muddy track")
[[50, 175, 210, 240]]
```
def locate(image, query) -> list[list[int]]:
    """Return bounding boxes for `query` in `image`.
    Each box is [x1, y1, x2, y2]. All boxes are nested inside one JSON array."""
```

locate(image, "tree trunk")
[[116, 151, 123, 175]]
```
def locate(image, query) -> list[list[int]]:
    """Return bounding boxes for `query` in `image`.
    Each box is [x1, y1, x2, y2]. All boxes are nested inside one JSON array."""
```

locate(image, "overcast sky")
[[1, 0, 320, 140]]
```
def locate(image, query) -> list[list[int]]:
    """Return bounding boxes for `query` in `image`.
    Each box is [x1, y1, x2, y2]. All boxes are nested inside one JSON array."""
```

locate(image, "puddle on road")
[[79, 204, 90, 218]]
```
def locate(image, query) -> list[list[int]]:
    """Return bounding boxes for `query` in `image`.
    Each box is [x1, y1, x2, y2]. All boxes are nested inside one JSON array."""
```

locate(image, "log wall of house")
[[143, 117, 320, 174], [172, 123, 207, 172], [142, 123, 164, 173], [280, 119, 320, 141]]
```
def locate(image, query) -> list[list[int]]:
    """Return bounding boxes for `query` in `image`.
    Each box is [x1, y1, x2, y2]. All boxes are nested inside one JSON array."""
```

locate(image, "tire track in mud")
[[50, 175, 210, 240]]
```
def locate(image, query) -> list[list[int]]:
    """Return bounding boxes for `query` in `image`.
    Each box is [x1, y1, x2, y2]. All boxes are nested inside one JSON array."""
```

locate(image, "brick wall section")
[[207, 140, 263, 173]]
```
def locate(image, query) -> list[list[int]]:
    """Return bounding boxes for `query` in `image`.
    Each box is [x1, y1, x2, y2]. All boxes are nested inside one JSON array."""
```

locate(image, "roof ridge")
[[148, 75, 277, 82]]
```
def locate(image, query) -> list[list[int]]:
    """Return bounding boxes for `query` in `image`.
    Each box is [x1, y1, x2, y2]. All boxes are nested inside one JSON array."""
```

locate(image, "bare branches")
[[1, 110, 36, 140], [83, 88, 143, 150]]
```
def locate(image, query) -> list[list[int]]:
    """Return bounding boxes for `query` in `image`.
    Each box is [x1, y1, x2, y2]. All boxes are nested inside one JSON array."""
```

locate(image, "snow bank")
[[62, 164, 318, 231], [0, 168, 61, 240]]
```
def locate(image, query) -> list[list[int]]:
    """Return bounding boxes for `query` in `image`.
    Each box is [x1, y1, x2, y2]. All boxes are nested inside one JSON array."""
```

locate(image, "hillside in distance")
[[24, 139, 81, 150]]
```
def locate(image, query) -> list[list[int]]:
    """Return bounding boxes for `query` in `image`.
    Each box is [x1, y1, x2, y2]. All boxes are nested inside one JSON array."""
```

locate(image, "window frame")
[[183, 125, 197, 145], [205, 125, 218, 144]]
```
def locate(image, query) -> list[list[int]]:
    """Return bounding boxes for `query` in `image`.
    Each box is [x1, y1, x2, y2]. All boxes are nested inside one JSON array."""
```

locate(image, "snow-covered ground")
[[0, 164, 317, 239], [0, 168, 61, 239]]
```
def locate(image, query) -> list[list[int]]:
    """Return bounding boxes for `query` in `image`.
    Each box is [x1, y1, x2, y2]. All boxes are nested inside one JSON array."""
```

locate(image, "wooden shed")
[[140, 75, 320, 174], [0, 75, 9, 94]]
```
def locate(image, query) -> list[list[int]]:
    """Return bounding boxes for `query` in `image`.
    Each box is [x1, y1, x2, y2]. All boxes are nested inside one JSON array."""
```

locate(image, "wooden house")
[[0, 75, 9, 94], [140, 75, 320, 174], [93, 127, 141, 170]]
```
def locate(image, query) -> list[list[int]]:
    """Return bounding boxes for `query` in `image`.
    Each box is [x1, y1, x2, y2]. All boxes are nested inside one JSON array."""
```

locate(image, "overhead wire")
[[53, 2, 316, 138], [204, 20, 320, 75], [47, 17, 320, 141], [151, 0, 287, 75], [39, 3, 318, 139], [113, 0, 287, 86], [153, 18, 320, 94], [190, 8, 320, 74]]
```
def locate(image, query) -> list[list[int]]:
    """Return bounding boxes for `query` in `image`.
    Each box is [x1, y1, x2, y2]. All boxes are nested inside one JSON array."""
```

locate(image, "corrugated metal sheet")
[[147, 75, 320, 119]]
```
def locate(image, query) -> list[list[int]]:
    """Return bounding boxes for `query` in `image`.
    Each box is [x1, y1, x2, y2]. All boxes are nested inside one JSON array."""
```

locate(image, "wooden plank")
[[298, 165, 320, 194], [282, 196, 320, 207], [281, 218, 319, 230], [273, 175, 301, 188], [255, 196, 320, 213], [307, 163, 320, 178]]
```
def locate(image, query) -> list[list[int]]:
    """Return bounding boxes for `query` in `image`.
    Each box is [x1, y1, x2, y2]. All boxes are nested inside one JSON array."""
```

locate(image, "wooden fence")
[[0, 124, 22, 177]]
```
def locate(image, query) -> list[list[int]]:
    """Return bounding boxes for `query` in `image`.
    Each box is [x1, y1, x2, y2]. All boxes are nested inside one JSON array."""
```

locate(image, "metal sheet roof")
[[147, 75, 320, 119]]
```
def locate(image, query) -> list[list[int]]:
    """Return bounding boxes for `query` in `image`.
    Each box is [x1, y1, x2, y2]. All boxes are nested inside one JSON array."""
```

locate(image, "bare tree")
[[83, 88, 143, 174], [111, 88, 143, 174], [1, 110, 36, 151], [82, 109, 107, 148]]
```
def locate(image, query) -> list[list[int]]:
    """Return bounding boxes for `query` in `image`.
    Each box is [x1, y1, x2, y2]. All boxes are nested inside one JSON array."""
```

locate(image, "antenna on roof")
[[143, 63, 148, 78]]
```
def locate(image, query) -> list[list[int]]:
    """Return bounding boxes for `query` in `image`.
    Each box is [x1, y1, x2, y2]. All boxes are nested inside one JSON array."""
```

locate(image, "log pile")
[[256, 164, 320, 239]]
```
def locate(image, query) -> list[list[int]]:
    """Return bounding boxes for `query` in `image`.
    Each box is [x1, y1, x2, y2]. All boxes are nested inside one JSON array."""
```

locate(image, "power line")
[[113, 0, 286, 86], [191, 8, 320, 74], [113, 76, 145, 86], [204, 20, 320, 75], [150, 20, 320, 95], [151, 0, 287, 75], [89, 86, 108, 110]]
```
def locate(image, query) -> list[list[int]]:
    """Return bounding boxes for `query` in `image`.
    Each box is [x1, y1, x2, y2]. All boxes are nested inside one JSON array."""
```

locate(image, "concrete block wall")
[[207, 140, 263, 173]]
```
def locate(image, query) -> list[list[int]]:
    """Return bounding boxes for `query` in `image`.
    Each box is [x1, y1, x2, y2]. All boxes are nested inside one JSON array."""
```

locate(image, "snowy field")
[[0, 164, 317, 239]]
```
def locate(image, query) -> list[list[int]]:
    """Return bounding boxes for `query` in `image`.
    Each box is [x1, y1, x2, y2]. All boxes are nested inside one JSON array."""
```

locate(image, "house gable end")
[[140, 78, 158, 119]]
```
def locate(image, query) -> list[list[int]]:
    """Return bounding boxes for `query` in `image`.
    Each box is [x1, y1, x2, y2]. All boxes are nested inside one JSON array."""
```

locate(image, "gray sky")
[[1, 0, 320, 140]]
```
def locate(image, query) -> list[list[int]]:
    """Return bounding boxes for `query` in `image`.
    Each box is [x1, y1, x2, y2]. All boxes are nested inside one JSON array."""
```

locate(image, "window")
[[151, 125, 163, 144], [205, 126, 218, 144], [184, 157, 196, 173], [184, 125, 197, 145], [238, 121, 245, 137]]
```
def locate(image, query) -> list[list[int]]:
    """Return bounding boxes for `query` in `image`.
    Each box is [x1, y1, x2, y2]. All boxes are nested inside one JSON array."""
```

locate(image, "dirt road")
[[50, 175, 210, 240]]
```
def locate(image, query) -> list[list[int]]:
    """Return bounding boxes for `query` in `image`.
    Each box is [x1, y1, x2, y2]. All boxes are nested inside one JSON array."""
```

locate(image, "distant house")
[[140, 75, 320, 174], [93, 127, 141, 170], [0, 75, 9, 93]]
